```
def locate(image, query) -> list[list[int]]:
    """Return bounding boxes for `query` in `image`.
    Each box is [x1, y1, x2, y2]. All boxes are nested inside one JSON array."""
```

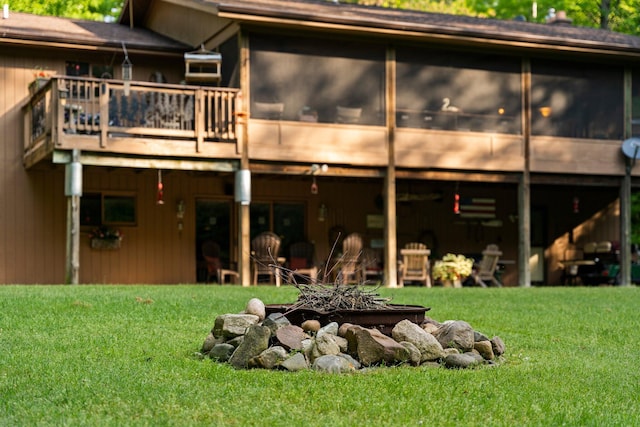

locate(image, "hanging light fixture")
[[453, 182, 460, 214], [318, 203, 328, 222], [157, 170, 164, 205]]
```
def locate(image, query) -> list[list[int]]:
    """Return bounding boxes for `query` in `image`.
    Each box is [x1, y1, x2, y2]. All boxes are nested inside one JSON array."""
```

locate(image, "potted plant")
[[432, 253, 474, 287], [89, 226, 123, 250]]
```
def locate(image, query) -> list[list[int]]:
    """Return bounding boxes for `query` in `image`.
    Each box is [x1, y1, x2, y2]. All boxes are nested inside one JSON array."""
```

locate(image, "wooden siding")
[[395, 129, 524, 171], [530, 136, 626, 175], [248, 121, 388, 166]]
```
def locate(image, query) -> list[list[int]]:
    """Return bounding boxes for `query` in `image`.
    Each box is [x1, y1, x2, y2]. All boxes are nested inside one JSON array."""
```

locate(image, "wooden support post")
[[519, 59, 532, 287], [384, 46, 398, 288], [620, 68, 633, 286], [65, 149, 82, 284], [238, 31, 251, 287]]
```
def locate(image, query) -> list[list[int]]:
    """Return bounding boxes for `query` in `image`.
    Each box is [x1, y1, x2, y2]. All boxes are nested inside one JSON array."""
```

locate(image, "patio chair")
[[251, 231, 284, 286], [398, 242, 432, 287], [470, 244, 503, 287], [338, 232, 364, 284], [202, 240, 239, 284], [362, 248, 383, 284], [287, 241, 318, 284]]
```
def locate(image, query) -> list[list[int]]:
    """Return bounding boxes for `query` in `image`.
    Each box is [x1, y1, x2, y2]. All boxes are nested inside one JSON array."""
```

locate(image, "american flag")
[[459, 197, 496, 219]]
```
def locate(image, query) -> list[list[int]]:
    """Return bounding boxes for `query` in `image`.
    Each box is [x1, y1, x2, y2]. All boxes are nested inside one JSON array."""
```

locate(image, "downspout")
[[384, 46, 398, 287], [519, 59, 532, 287], [65, 149, 82, 284]]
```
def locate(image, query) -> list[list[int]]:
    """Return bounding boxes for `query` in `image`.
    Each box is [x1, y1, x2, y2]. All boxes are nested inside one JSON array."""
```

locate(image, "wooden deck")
[[23, 77, 241, 169]]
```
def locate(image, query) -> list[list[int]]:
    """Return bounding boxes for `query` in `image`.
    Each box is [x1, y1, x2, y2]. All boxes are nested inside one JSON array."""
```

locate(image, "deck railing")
[[24, 76, 239, 158]]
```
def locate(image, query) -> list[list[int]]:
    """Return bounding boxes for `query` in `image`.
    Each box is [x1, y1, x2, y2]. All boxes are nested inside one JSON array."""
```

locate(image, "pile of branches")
[[289, 283, 392, 312]]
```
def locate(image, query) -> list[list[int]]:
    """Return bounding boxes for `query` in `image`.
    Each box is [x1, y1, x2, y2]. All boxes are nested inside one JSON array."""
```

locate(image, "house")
[[1, 0, 639, 286]]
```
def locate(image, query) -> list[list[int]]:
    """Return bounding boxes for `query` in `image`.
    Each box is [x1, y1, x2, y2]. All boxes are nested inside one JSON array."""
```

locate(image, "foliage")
[[351, 0, 640, 35], [432, 253, 474, 281], [1, 285, 640, 426], [6, 0, 122, 21], [88, 225, 122, 241]]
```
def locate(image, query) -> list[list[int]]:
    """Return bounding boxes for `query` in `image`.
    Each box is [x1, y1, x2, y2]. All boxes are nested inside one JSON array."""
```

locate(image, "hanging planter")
[[89, 226, 123, 250]]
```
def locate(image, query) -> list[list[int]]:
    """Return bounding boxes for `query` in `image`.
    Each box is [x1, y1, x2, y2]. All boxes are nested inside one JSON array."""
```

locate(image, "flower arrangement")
[[33, 66, 55, 79], [89, 225, 122, 241], [432, 253, 474, 282], [89, 226, 123, 249]]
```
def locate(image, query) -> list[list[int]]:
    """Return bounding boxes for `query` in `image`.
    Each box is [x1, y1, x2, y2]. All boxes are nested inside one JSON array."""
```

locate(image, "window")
[[396, 46, 522, 134], [80, 193, 137, 227], [250, 202, 306, 256], [250, 33, 386, 125], [531, 59, 623, 139]]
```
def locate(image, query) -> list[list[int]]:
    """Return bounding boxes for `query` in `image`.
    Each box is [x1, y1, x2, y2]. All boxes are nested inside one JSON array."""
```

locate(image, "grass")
[[1, 285, 639, 426]]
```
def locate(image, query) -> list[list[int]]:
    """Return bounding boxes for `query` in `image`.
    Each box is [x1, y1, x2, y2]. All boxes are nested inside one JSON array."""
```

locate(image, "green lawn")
[[1, 285, 639, 426]]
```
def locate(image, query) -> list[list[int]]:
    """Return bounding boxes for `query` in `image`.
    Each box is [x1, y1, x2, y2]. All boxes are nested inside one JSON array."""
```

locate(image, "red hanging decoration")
[[310, 177, 318, 195], [572, 196, 579, 214], [157, 170, 164, 205], [453, 193, 460, 214]]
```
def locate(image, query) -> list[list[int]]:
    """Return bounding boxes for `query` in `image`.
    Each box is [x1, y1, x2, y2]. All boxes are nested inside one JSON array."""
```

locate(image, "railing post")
[[100, 82, 109, 148], [195, 88, 204, 152]]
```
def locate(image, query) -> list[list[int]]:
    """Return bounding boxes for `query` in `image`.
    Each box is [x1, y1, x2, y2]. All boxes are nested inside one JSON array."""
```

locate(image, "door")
[[195, 199, 232, 282]]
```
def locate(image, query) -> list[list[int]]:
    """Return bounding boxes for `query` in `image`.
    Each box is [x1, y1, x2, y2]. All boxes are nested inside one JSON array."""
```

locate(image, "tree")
[[350, 0, 640, 35], [7, 0, 122, 21]]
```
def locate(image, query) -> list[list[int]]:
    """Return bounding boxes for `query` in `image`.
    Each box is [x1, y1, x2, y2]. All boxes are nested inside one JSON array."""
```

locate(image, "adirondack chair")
[[251, 231, 284, 286], [471, 244, 503, 287], [338, 233, 364, 284], [398, 242, 432, 287]]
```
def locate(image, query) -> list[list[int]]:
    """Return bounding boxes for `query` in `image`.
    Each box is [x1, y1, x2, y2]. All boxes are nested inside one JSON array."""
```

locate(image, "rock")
[[392, 319, 444, 362], [432, 320, 475, 352], [245, 298, 266, 321], [209, 343, 236, 362], [312, 354, 359, 373], [421, 322, 439, 334], [338, 322, 355, 337], [474, 331, 489, 342], [226, 336, 244, 348], [249, 346, 288, 369], [473, 340, 494, 360], [443, 352, 484, 369], [301, 319, 321, 333], [213, 314, 261, 339], [262, 312, 291, 336], [228, 325, 271, 369], [399, 341, 422, 366], [281, 352, 309, 371], [317, 322, 339, 338], [275, 324, 308, 351], [491, 336, 506, 356], [201, 332, 217, 354], [308, 333, 341, 363], [333, 335, 349, 353], [351, 327, 410, 366]]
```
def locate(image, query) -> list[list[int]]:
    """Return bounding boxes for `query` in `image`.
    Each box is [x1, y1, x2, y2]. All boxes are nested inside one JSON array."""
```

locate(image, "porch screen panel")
[[632, 69, 640, 136], [250, 34, 385, 125], [531, 60, 623, 139], [396, 47, 522, 134]]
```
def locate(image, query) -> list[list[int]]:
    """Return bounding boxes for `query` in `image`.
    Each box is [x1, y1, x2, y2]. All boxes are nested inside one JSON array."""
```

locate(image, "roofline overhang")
[[217, 7, 640, 60], [0, 37, 185, 57]]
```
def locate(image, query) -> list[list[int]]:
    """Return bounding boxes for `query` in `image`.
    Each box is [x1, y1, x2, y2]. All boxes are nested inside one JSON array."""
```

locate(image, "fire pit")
[[265, 303, 430, 336]]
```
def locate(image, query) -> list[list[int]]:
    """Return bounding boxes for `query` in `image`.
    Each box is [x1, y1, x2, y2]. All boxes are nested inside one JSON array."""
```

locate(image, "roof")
[[210, 0, 640, 53], [0, 11, 188, 53]]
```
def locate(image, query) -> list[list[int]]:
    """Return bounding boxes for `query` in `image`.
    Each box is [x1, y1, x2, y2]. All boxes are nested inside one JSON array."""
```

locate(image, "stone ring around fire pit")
[[198, 298, 506, 373]]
